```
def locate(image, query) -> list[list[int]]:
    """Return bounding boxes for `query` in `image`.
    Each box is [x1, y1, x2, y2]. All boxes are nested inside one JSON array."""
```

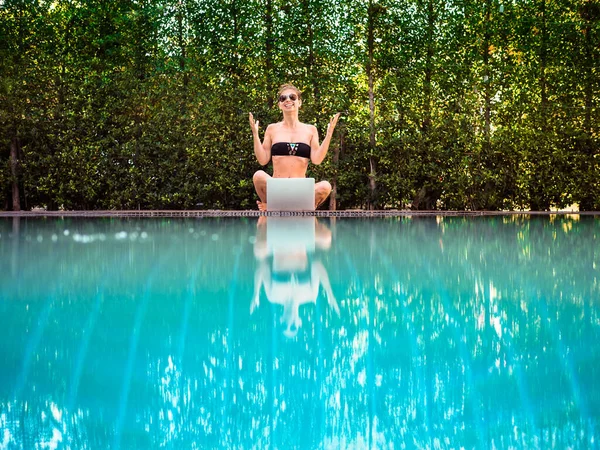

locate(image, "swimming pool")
[[1, 214, 599, 449]]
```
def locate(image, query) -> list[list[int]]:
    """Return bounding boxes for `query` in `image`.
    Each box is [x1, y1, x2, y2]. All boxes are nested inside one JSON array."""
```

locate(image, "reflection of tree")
[[1, 215, 599, 448], [0, 217, 262, 449], [326, 215, 600, 446], [0, 399, 91, 449]]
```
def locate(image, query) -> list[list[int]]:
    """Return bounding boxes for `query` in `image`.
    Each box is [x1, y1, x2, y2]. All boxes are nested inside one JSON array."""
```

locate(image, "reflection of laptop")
[[267, 178, 315, 211], [267, 217, 316, 252]]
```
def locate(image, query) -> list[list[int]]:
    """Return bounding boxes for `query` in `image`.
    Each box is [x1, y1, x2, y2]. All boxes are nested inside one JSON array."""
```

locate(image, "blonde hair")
[[277, 83, 302, 100]]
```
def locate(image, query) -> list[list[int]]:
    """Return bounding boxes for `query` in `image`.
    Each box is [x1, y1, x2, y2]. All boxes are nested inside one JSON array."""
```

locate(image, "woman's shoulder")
[[264, 122, 279, 136], [265, 121, 284, 131], [301, 122, 318, 132]]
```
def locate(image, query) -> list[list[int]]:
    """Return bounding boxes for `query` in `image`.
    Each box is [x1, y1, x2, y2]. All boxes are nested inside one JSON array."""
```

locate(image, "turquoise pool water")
[[1, 215, 599, 449]]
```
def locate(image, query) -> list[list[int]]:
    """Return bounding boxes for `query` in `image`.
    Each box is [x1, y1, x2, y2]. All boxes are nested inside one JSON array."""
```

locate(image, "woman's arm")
[[249, 112, 272, 166], [310, 113, 340, 165], [251, 261, 269, 313], [311, 260, 340, 314]]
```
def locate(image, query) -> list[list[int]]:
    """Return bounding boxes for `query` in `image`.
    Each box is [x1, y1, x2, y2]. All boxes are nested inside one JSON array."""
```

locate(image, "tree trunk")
[[483, 0, 491, 145], [540, 0, 548, 131], [302, 0, 319, 112], [232, 0, 238, 86], [329, 132, 342, 211], [10, 136, 21, 211], [478, 0, 492, 210], [265, 0, 274, 108], [308, 23, 319, 105], [367, 0, 377, 209], [530, 0, 550, 210], [422, 0, 434, 133], [135, 4, 149, 81], [579, 0, 596, 210], [177, 2, 188, 89], [413, 0, 436, 210], [583, 3, 592, 136]]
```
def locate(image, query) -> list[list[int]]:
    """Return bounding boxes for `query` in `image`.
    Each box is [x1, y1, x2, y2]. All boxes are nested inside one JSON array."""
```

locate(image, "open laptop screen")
[[266, 178, 315, 211]]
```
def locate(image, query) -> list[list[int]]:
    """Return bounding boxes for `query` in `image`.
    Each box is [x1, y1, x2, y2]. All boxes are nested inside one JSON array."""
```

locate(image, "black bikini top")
[[271, 142, 311, 159]]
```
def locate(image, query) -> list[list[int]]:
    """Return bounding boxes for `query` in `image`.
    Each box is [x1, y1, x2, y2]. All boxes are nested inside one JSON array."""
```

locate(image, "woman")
[[249, 84, 340, 211]]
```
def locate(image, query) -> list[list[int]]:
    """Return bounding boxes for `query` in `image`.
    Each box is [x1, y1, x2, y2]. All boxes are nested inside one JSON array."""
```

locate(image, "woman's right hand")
[[249, 112, 260, 135]]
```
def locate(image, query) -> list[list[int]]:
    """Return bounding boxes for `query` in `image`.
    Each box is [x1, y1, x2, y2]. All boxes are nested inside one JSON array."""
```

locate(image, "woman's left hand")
[[326, 113, 341, 136]]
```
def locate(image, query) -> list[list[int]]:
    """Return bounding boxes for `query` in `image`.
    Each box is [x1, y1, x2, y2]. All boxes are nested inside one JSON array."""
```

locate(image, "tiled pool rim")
[[0, 210, 600, 218], [0, 210, 598, 218]]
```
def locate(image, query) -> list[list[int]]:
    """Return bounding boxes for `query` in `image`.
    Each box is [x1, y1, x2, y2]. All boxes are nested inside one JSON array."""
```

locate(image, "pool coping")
[[0, 210, 597, 218]]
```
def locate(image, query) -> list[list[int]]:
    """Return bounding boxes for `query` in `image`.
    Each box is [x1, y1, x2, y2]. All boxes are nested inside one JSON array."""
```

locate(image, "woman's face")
[[278, 89, 301, 112]]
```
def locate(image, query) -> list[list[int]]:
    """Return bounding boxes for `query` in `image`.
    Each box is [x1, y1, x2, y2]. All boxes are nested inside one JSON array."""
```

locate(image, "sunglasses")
[[278, 93, 298, 102]]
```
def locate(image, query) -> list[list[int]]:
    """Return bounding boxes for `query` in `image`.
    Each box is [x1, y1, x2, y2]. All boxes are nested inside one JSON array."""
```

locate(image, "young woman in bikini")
[[249, 84, 340, 211]]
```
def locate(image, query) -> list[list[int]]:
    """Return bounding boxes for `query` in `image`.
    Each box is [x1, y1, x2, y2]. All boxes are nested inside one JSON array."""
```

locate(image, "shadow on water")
[[0, 215, 599, 449]]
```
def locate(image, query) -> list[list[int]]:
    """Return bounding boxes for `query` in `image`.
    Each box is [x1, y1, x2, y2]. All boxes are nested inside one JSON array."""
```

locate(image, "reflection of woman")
[[251, 217, 339, 338], [249, 84, 340, 211]]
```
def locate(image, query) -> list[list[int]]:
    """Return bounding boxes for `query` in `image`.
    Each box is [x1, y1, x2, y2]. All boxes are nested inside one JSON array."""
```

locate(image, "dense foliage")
[[1, 0, 599, 210]]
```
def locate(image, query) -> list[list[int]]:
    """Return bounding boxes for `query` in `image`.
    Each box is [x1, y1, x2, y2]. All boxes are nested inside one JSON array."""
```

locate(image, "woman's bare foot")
[[257, 200, 267, 211]]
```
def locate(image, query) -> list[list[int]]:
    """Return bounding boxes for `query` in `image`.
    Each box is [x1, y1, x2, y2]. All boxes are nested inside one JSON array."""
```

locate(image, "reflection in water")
[[10, 216, 19, 277], [251, 217, 339, 337], [0, 215, 599, 448]]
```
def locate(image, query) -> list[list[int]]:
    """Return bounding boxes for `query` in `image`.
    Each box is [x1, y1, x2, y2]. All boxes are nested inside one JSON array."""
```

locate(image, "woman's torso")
[[269, 122, 314, 178]]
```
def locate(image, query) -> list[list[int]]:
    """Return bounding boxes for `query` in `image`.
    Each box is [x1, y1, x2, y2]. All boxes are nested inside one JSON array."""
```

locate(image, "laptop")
[[266, 178, 315, 211]]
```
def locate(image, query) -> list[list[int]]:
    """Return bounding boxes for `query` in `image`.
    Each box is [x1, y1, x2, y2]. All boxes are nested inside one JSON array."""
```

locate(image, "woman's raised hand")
[[249, 112, 260, 135], [326, 113, 341, 136]]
